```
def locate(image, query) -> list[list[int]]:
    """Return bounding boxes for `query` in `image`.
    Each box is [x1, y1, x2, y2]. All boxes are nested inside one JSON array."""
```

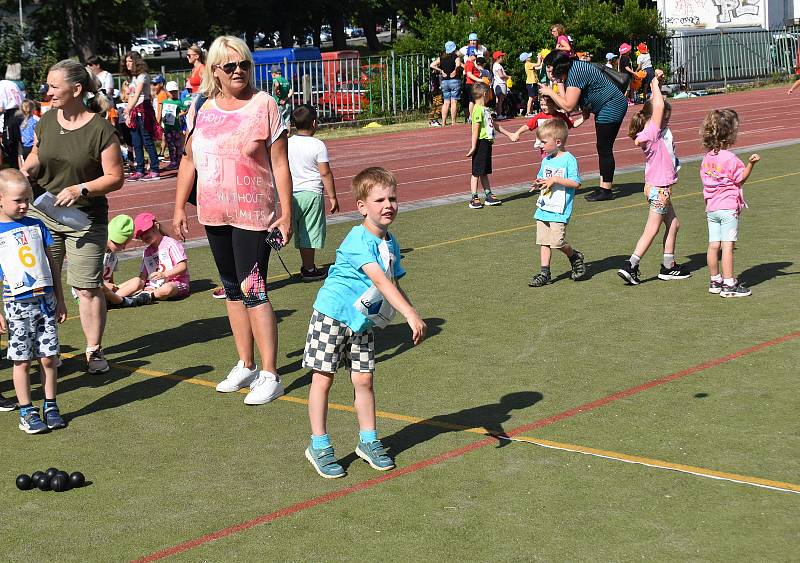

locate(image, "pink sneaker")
[[211, 287, 226, 299], [127, 172, 144, 181], [141, 172, 160, 181]]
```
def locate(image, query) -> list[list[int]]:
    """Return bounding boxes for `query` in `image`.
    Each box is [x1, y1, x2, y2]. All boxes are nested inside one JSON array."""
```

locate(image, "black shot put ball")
[[51, 474, 68, 492], [16, 474, 33, 490], [69, 472, 85, 489], [37, 475, 51, 491], [45, 468, 58, 480], [31, 471, 44, 482]]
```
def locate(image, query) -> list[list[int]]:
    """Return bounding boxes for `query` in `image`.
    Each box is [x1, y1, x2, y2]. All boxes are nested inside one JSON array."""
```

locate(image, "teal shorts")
[[292, 191, 326, 249], [707, 209, 739, 242]]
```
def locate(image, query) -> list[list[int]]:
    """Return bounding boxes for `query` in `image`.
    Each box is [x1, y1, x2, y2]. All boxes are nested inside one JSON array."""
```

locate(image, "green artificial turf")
[[1, 144, 798, 561]]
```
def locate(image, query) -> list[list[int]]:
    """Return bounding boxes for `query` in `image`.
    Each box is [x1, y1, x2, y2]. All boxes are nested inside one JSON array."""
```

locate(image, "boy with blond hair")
[[303, 167, 426, 479], [0, 169, 67, 433], [528, 119, 587, 286]]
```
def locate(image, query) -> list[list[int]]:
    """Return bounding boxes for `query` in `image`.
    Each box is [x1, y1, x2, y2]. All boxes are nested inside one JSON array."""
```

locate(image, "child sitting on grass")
[[288, 104, 339, 282], [0, 170, 67, 434], [303, 167, 426, 479], [99, 214, 137, 308], [527, 119, 587, 286], [117, 212, 190, 305]]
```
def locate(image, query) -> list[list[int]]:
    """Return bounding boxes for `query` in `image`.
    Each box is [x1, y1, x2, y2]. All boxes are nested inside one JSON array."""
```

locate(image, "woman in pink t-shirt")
[[699, 108, 760, 298], [174, 36, 293, 406], [617, 70, 690, 286]]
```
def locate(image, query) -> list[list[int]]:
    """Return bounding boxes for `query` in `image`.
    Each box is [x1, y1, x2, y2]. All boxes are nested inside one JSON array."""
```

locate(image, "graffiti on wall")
[[664, 0, 763, 28]]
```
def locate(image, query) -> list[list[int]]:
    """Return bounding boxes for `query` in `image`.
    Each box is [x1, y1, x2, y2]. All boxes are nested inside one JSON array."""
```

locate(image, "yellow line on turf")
[[58, 353, 799, 494], [508, 435, 800, 494]]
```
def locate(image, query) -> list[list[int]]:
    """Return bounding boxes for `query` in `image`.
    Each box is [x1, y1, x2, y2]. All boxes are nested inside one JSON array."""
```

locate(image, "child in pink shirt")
[[700, 109, 760, 298], [117, 212, 190, 305], [618, 70, 690, 286]]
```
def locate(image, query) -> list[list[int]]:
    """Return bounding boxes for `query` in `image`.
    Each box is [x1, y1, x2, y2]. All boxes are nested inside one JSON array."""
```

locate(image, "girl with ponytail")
[[617, 69, 690, 286]]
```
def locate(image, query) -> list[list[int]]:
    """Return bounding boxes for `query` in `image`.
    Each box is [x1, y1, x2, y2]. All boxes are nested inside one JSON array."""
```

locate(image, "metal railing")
[[646, 26, 799, 89]]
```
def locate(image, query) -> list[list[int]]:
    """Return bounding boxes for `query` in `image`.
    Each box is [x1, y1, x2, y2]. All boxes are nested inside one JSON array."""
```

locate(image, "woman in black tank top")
[[430, 41, 463, 126]]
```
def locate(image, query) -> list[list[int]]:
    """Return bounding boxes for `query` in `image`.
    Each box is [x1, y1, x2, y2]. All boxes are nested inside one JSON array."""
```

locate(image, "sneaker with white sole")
[[617, 261, 641, 285], [0, 393, 18, 412], [720, 282, 751, 298], [356, 439, 395, 470], [305, 445, 346, 479], [658, 264, 691, 280], [86, 346, 109, 374], [19, 407, 49, 434], [708, 279, 723, 294], [244, 371, 285, 405], [215, 361, 259, 393], [211, 287, 226, 299]]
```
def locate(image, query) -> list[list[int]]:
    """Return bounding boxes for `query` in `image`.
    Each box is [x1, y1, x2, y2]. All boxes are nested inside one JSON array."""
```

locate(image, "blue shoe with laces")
[[355, 440, 395, 471], [44, 404, 67, 429], [19, 407, 50, 434], [305, 444, 346, 479]]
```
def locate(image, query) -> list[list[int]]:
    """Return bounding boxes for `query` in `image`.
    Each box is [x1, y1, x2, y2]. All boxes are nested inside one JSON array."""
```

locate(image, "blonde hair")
[[701, 109, 739, 152], [50, 59, 109, 114], [552, 24, 566, 35], [352, 167, 397, 201], [188, 44, 206, 63], [0, 169, 32, 196], [200, 36, 254, 98], [537, 118, 569, 144]]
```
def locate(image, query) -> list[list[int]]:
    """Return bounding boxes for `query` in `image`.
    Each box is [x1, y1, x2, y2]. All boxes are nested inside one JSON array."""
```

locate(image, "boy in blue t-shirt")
[[302, 167, 427, 479], [0, 170, 67, 434], [528, 119, 587, 286]]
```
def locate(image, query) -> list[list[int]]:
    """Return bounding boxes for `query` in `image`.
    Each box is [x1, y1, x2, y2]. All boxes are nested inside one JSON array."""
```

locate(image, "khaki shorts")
[[28, 208, 107, 289], [536, 220, 568, 248]]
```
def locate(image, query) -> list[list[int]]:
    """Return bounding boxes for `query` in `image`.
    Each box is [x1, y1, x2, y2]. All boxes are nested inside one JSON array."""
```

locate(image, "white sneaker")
[[215, 361, 258, 393], [243, 371, 285, 405]]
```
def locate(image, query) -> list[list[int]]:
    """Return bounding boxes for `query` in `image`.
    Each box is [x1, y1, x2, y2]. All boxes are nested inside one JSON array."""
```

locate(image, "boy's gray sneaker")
[[570, 251, 587, 280], [528, 272, 551, 287], [305, 445, 346, 479], [355, 440, 395, 471]]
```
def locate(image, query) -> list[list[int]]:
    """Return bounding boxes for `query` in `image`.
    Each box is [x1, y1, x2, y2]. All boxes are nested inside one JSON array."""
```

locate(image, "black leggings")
[[206, 225, 272, 308], [595, 120, 624, 184]]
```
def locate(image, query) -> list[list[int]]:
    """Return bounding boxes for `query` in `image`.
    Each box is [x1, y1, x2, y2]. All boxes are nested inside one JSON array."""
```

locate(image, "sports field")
[[3, 108, 800, 559]]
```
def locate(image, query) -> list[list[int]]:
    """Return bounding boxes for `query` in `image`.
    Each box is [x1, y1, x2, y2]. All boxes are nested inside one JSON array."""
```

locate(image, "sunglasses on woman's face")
[[217, 60, 252, 74]]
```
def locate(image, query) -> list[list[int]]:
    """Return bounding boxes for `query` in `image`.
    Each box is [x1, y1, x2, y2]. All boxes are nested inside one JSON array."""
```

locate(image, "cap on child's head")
[[637, 42, 648, 54], [606, 52, 617, 60], [468, 32, 478, 41], [133, 212, 157, 239], [108, 214, 134, 244], [165, 81, 179, 92], [493, 50, 506, 60], [270, 65, 282, 75], [445, 41, 457, 54], [519, 52, 533, 62], [619, 43, 632, 55], [151, 74, 165, 85]]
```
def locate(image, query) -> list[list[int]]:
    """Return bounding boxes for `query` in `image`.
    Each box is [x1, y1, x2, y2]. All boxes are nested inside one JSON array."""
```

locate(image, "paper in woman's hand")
[[33, 192, 91, 230]]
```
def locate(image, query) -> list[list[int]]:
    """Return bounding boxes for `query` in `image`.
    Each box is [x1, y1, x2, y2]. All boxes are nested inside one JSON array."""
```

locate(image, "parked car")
[[162, 38, 181, 51], [320, 30, 332, 42], [349, 28, 365, 38], [131, 37, 162, 57]]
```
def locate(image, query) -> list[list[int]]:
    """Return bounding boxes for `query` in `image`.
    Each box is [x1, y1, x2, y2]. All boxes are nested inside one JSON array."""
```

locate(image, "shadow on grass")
[[103, 311, 294, 364], [577, 182, 645, 202], [63, 364, 214, 423], [740, 261, 796, 287], [189, 278, 217, 293], [499, 189, 537, 204], [282, 317, 446, 394], [338, 391, 544, 470]]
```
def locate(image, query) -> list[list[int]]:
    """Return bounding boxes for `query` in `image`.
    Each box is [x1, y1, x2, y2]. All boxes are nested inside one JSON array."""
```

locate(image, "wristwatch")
[[79, 183, 89, 197]]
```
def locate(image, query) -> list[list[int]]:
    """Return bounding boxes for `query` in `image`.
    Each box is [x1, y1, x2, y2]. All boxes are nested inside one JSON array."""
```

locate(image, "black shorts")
[[471, 139, 493, 176], [526, 84, 539, 98], [205, 225, 272, 307]]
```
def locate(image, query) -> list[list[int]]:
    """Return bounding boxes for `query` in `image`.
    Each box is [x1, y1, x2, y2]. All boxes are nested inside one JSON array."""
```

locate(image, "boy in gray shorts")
[[288, 104, 339, 281], [0, 170, 67, 434]]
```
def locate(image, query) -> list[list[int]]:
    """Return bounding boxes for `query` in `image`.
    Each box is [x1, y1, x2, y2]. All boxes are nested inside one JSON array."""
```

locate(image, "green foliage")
[[0, 24, 61, 96], [396, 0, 664, 92]]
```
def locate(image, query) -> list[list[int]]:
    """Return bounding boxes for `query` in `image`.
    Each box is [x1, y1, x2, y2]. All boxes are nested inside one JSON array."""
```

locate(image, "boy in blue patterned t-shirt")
[[302, 167, 427, 479], [528, 119, 588, 286], [0, 170, 67, 434]]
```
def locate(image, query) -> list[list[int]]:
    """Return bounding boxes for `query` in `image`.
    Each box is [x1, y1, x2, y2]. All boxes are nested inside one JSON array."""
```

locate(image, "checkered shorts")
[[3, 293, 60, 361], [302, 310, 375, 373]]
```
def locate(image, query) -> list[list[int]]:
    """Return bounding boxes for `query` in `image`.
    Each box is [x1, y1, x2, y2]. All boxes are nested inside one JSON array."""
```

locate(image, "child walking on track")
[[700, 109, 760, 297], [528, 120, 587, 286], [0, 170, 67, 434], [303, 167, 426, 479], [618, 70, 690, 285]]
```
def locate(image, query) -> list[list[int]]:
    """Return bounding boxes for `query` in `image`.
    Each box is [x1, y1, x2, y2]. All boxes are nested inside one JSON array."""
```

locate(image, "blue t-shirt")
[[534, 151, 581, 224], [313, 225, 406, 333], [0, 216, 54, 301], [20, 115, 39, 148]]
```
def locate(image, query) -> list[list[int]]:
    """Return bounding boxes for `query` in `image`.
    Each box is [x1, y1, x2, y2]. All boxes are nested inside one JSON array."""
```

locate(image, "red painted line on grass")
[[132, 332, 800, 562]]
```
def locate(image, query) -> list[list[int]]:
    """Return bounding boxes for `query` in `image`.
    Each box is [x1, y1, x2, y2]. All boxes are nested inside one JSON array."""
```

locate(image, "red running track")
[[109, 87, 800, 244]]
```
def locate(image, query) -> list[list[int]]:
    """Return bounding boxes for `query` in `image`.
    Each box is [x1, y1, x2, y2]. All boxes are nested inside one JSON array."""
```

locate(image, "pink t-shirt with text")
[[700, 149, 746, 212], [141, 235, 190, 286], [190, 91, 286, 231], [635, 121, 678, 188]]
